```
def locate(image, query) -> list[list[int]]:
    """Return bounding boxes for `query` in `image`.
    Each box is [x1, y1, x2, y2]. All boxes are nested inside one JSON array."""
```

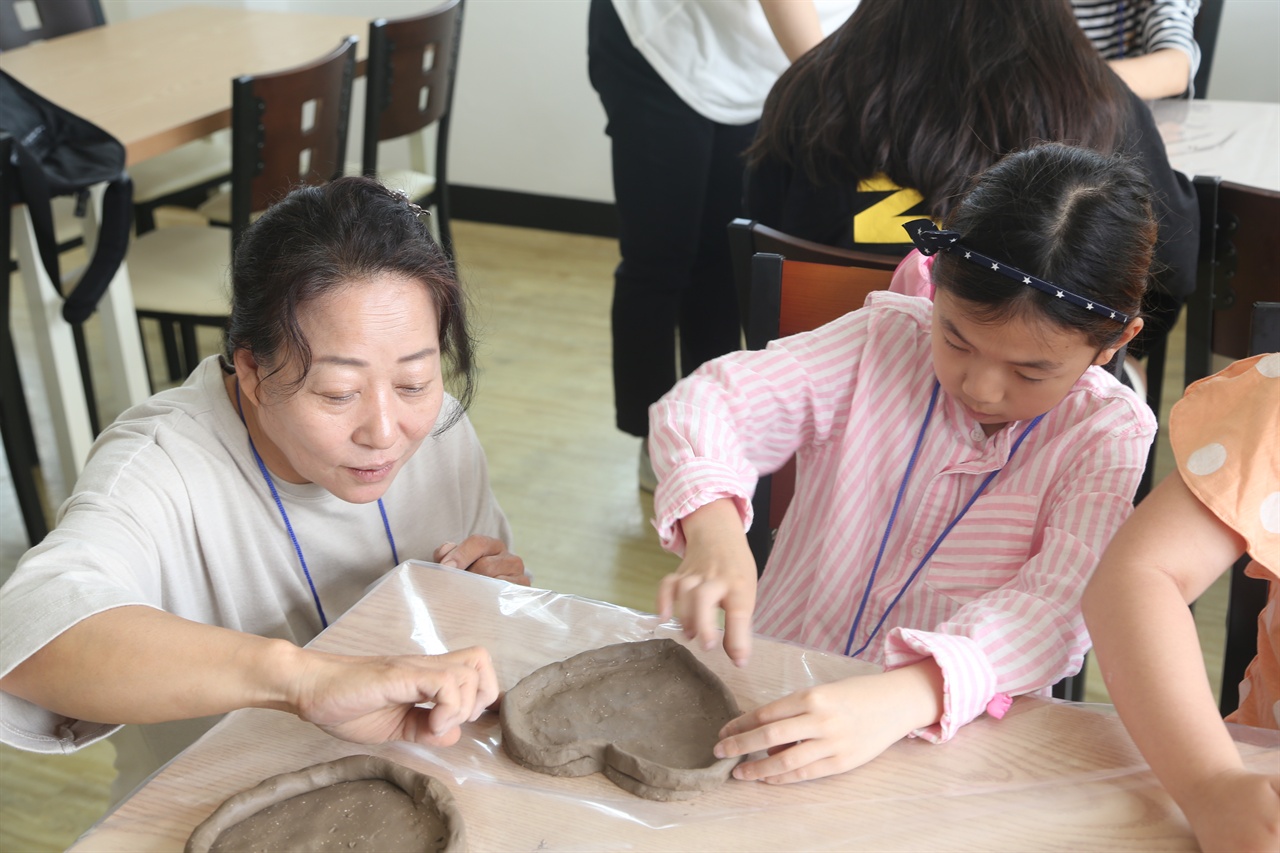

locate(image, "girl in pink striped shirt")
[[649, 143, 1158, 783]]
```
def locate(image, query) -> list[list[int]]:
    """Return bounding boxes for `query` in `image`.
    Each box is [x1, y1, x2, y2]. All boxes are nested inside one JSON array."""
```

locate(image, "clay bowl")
[[500, 638, 742, 801], [186, 754, 465, 853]]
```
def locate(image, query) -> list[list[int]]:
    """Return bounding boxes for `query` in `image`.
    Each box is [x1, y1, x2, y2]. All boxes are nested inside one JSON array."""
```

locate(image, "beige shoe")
[[638, 440, 658, 493]]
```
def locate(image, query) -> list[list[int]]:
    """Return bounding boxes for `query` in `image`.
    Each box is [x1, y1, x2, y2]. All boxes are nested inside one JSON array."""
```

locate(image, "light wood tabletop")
[[0, 5, 369, 166], [1152, 99, 1280, 192], [68, 562, 1279, 852]]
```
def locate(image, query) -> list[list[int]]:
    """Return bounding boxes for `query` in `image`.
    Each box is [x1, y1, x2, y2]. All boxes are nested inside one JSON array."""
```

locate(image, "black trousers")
[[588, 0, 751, 436]]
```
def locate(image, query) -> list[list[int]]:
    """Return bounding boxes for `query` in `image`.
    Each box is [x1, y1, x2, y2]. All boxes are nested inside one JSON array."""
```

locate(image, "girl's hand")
[[656, 499, 758, 666], [291, 646, 500, 747], [435, 537, 530, 586], [1183, 769, 1280, 853], [715, 662, 944, 783]]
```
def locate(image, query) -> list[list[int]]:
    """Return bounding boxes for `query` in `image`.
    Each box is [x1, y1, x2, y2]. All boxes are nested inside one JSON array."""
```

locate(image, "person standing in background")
[[1072, 0, 1202, 99], [587, 0, 857, 491]]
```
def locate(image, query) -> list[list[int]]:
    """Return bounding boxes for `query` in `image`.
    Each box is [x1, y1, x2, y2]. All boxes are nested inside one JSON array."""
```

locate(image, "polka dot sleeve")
[[1169, 353, 1280, 579]]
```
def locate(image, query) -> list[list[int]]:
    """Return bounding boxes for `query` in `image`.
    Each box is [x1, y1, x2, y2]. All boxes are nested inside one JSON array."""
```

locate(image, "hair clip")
[[902, 219, 1129, 324], [396, 191, 431, 221]]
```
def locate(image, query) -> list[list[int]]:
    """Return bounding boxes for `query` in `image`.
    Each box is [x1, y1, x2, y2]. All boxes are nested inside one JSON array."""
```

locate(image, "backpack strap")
[[62, 173, 133, 325]]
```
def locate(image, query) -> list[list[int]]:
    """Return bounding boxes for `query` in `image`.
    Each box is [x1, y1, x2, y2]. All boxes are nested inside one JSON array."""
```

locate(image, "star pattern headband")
[[903, 219, 1130, 325]]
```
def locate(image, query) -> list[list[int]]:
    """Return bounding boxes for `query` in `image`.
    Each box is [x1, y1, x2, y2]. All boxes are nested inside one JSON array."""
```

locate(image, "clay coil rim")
[[499, 638, 741, 797], [184, 754, 466, 853]]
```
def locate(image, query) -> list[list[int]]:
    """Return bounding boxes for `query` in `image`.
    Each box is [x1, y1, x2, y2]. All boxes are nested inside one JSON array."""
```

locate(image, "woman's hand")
[[1182, 769, 1280, 853], [656, 499, 758, 666], [715, 662, 944, 783], [290, 646, 500, 747], [435, 536, 530, 585]]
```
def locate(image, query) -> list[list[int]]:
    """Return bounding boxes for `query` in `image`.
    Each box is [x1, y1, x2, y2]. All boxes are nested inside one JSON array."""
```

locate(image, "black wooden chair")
[[361, 0, 464, 259], [127, 37, 356, 385]]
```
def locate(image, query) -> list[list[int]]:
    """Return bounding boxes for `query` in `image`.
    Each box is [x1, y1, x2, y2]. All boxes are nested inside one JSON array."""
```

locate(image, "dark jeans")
[[588, 0, 751, 436]]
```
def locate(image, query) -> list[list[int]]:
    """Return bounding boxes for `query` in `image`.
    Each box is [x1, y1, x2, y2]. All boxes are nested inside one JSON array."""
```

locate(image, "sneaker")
[[638, 440, 658, 493]]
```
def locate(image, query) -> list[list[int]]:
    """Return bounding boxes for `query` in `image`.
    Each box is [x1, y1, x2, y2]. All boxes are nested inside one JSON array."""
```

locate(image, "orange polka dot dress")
[[1170, 353, 1280, 729]]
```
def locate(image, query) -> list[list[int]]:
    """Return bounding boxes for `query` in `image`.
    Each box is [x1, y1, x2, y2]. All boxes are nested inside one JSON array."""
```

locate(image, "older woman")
[[0, 177, 526, 801]]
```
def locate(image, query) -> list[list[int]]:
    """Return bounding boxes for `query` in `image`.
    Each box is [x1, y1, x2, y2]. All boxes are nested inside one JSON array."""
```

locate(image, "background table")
[[1, 5, 368, 493], [1152, 98, 1280, 192], [69, 563, 1280, 852]]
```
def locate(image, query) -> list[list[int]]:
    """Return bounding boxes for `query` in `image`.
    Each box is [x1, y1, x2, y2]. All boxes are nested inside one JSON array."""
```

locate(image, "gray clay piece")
[[185, 754, 466, 853], [500, 638, 742, 800]]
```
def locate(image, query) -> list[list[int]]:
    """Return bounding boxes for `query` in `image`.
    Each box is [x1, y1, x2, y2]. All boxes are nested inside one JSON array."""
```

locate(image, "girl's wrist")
[[881, 659, 946, 732]]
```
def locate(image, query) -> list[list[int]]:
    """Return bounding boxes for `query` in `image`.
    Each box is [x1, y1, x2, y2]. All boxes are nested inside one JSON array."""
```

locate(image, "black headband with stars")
[[903, 219, 1130, 325]]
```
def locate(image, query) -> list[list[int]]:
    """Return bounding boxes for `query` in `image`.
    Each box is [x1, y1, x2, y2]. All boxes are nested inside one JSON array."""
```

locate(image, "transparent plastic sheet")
[[307, 562, 1280, 849], [76, 562, 1280, 851]]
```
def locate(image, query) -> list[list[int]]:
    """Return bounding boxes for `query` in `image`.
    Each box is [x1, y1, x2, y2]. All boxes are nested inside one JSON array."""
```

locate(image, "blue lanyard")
[[235, 381, 400, 629], [843, 381, 1044, 657]]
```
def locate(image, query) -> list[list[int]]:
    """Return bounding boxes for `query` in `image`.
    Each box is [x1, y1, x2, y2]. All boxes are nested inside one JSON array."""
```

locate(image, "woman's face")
[[930, 288, 1129, 435], [236, 274, 444, 504]]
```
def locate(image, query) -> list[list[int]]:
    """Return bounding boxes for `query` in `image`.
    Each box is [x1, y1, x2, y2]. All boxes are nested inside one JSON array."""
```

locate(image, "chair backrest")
[[361, 0, 463, 178], [229, 36, 356, 245], [1192, 0, 1225, 98], [0, 0, 103, 50], [743, 251, 896, 571], [728, 217, 900, 329], [1185, 177, 1280, 387]]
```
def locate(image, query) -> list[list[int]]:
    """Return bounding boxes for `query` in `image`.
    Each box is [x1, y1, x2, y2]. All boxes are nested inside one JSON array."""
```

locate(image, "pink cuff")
[[985, 693, 1013, 720]]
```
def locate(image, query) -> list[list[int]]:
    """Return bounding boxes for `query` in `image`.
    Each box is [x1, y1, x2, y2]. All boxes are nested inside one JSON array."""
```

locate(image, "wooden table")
[[69, 563, 1280, 852], [1152, 98, 1280, 192], [1, 5, 368, 494]]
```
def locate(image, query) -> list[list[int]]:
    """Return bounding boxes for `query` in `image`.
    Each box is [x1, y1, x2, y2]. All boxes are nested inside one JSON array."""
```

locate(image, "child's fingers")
[[722, 608, 753, 667], [716, 713, 809, 760], [656, 574, 678, 619]]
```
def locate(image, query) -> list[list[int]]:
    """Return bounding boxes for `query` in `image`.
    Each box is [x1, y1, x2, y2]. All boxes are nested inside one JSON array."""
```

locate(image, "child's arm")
[[1108, 49, 1192, 100], [1083, 471, 1280, 852]]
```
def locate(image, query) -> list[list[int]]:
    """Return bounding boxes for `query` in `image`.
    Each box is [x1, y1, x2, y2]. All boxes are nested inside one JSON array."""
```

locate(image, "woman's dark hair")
[[934, 143, 1155, 350], [223, 176, 475, 431], [749, 0, 1128, 219]]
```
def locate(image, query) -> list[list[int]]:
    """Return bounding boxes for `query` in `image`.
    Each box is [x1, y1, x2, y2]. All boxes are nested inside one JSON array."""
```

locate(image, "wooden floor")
[[0, 219, 1228, 852]]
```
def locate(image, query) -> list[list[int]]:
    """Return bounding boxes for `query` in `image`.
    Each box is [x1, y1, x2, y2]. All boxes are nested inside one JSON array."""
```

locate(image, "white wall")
[[1206, 0, 1280, 103], [101, 0, 1276, 207]]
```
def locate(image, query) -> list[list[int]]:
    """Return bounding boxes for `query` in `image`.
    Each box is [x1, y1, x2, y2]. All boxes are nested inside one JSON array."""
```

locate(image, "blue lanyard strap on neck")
[[234, 380, 400, 630], [844, 381, 1045, 657]]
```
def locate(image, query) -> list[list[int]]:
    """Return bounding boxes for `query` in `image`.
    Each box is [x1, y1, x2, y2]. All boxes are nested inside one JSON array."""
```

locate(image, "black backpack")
[[0, 67, 131, 324]]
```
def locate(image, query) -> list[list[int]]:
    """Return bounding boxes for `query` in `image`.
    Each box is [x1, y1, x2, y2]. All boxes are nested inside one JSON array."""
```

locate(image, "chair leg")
[[71, 324, 101, 435], [160, 320, 184, 381], [0, 335, 50, 545], [180, 322, 200, 378]]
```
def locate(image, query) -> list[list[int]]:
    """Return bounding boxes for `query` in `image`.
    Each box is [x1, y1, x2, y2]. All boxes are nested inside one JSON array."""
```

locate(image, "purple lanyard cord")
[[235, 381, 400, 629], [843, 381, 1044, 658]]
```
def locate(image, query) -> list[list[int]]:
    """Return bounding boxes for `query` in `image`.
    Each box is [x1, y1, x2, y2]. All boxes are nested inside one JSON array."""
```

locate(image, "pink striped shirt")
[[649, 291, 1156, 742]]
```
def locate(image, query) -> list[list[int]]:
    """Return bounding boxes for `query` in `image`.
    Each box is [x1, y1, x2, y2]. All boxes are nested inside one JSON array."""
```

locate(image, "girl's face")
[[930, 288, 1134, 436], [233, 274, 444, 504]]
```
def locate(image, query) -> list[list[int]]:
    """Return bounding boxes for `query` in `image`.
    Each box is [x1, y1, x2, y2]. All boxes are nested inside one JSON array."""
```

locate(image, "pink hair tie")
[[986, 693, 1013, 720]]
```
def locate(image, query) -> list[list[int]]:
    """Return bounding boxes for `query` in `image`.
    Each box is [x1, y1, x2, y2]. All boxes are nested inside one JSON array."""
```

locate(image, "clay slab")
[[185, 754, 465, 853], [500, 638, 742, 800]]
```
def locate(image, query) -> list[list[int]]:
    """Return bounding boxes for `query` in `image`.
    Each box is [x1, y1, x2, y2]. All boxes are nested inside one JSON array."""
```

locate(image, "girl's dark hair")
[[934, 143, 1155, 349], [749, 0, 1128, 219], [223, 176, 475, 431]]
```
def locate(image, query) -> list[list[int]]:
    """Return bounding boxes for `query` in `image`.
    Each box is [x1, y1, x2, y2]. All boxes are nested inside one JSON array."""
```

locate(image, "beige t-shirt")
[[1170, 353, 1280, 729], [0, 356, 512, 798]]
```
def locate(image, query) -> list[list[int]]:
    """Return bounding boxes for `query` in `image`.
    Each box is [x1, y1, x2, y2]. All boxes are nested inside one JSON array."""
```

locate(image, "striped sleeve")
[[1072, 0, 1201, 95], [882, 395, 1157, 742], [648, 309, 874, 554]]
